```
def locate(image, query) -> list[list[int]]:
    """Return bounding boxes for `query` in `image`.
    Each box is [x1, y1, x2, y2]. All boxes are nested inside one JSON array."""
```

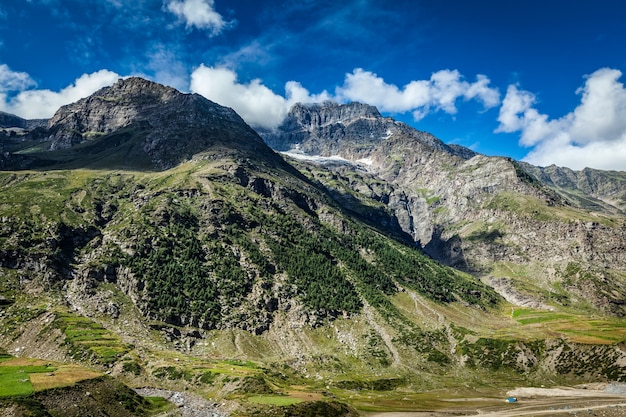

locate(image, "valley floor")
[[365, 386, 626, 417]]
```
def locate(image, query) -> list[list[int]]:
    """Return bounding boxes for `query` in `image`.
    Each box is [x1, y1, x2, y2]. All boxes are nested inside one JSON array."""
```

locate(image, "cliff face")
[[261, 101, 547, 251], [262, 101, 626, 315]]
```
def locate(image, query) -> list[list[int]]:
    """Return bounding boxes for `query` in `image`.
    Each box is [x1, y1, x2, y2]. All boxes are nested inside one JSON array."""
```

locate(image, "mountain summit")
[[262, 101, 476, 160], [1, 77, 273, 170]]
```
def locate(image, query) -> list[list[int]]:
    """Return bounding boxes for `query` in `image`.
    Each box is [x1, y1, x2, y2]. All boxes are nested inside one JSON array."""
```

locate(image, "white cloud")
[[335, 68, 500, 121], [166, 0, 226, 34], [495, 85, 554, 147], [285, 81, 330, 105], [569, 68, 626, 145], [465, 74, 501, 108], [189, 66, 500, 130], [0, 69, 120, 119], [190, 65, 330, 129], [0, 64, 37, 92], [496, 68, 626, 171]]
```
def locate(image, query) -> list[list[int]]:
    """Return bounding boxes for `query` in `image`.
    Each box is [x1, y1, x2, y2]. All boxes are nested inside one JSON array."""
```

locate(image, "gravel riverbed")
[[134, 388, 229, 417]]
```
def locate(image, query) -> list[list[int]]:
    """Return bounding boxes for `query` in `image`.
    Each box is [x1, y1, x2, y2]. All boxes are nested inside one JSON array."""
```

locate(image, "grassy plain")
[[247, 395, 303, 406], [509, 307, 626, 344]]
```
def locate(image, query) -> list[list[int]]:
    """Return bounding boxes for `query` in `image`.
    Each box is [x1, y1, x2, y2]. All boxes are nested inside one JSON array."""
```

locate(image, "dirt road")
[[365, 385, 626, 417]]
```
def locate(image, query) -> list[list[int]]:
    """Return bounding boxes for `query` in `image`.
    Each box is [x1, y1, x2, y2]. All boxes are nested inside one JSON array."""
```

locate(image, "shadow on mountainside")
[[423, 226, 469, 271]]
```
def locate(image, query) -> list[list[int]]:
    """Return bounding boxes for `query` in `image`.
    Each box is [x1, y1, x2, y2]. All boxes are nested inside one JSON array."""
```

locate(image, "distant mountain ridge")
[[0, 110, 47, 129], [520, 162, 626, 213]]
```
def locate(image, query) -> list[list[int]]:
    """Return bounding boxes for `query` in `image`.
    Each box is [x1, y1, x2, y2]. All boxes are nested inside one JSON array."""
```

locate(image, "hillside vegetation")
[[1, 162, 625, 415]]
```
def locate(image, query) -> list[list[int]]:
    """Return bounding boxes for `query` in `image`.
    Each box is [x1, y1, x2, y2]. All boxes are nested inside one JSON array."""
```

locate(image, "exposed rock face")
[[261, 102, 546, 253], [262, 101, 473, 159], [47, 78, 186, 149]]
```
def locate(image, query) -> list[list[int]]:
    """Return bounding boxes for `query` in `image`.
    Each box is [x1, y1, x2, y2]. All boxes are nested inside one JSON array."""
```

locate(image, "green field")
[[0, 367, 36, 397], [54, 312, 132, 364], [247, 395, 303, 406], [510, 307, 626, 343], [0, 359, 57, 397], [0, 356, 105, 397]]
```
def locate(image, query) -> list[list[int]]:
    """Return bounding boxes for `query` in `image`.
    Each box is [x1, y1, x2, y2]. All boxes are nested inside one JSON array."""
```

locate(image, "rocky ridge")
[[521, 162, 626, 213], [262, 101, 474, 160], [0, 111, 47, 130]]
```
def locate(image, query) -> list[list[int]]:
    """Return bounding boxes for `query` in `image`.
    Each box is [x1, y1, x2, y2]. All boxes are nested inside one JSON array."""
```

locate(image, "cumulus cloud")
[[495, 85, 554, 147], [0, 64, 37, 92], [0, 69, 120, 119], [189, 66, 501, 130], [496, 68, 626, 171], [190, 65, 330, 129], [166, 0, 227, 34], [569, 68, 626, 145], [335, 68, 500, 121]]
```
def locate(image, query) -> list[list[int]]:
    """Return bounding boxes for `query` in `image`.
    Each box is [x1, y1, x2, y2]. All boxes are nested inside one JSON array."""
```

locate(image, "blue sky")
[[1, 0, 626, 171]]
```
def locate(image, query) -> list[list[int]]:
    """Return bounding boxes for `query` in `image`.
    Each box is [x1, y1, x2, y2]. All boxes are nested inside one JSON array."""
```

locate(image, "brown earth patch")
[[0, 357, 50, 367], [285, 389, 324, 401], [30, 366, 102, 391]]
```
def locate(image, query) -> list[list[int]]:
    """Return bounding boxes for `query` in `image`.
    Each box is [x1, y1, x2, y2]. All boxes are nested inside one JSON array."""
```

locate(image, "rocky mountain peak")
[[99, 76, 180, 100], [286, 101, 382, 130], [46, 77, 248, 151], [4, 77, 272, 170], [260, 100, 472, 161], [262, 101, 403, 154]]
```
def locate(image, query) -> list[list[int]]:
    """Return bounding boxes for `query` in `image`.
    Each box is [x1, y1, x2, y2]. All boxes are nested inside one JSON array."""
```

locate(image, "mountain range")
[[1, 77, 626, 416], [264, 100, 626, 314]]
